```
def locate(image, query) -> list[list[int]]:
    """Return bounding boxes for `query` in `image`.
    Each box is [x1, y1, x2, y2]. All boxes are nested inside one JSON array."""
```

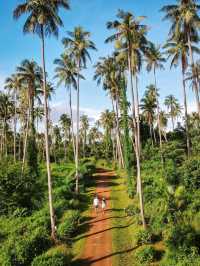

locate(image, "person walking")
[[101, 197, 106, 215], [93, 194, 99, 215]]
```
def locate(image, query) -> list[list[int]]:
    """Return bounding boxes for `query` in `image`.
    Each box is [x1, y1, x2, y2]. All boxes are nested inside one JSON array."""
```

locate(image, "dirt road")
[[79, 169, 115, 266]]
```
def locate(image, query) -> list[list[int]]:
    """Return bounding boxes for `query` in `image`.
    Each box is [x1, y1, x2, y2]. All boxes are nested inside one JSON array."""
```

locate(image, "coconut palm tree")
[[161, 0, 200, 116], [13, 0, 70, 241], [59, 113, 71, 161], [80, 115, 89, 157], [4, 74, 22, 162], [164, 33, 199, 155], [145, 42, 166, 149], [105, 9, 148, 228], [94, 55, 124, 168], [100, 110, 115, 161], [62, 26, 96, 193], [159, 111, 168, 142], [164, 95, 182, 130], [54, 52, 82, 161], [0, 93, 14, 158], [16, 59, 43, 174], [140, 85, 157, 145]]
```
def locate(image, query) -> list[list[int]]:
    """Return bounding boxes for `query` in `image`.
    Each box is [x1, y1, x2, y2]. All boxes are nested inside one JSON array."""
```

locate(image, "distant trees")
[[164, 95, 182, 130]]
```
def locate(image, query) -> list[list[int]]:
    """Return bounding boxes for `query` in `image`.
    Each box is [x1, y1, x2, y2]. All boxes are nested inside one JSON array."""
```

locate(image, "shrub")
[[125, 204, 140, 216], [135, 246, 156, 265], [0, 162, 42, 215], [31, 249, 71, 266], [161, 246, 200, 266], [135, 228, 153, 245], [57, 210, 81, 240], [0, 227, 51, 266], [165, 224, 197, 250]]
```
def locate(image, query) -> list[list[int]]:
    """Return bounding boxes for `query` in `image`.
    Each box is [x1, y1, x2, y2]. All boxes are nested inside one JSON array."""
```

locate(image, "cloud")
[[187, 101, 197, 113], [50, 100, 101, 125], [36, 100, 101, 132]]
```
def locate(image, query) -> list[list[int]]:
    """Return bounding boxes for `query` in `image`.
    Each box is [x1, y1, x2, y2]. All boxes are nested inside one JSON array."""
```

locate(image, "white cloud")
[[50, 100, 101, 124], [38, 100, 101, 132], [187, 101, 197, 113]]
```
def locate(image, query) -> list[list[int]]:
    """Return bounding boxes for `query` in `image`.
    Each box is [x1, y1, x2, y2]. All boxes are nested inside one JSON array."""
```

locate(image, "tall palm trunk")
[[171, 107, 175, 131], [149, 123, 154, 146], [41, 27, 56, 241], [115, 98, 125, 168], [187, 30, 200, 117], [22, 95, 30, 174], [133, 74, 146, 228], [181, 63, 190, 156], [154, 67, 163, 149], [68, 86, 76, 161], [128, 46, 146, 228], [3, 118, 7, 157], [75, 60, 80, 194], [64, 129, 67, 162], [135, 75, 141, 155], [13, 91, 17, 163]]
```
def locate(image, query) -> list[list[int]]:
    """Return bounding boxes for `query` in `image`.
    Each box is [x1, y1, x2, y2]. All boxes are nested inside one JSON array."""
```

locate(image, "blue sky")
[[0, 0, 196, 124]]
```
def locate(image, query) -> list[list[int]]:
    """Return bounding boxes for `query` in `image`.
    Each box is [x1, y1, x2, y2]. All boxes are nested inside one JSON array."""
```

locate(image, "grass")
[[110, 168, 165, 266], [110, 169, 138, 266]]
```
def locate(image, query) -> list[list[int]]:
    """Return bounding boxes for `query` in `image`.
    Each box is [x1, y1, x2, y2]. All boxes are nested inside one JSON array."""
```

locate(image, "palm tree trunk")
[[135, 76, 141, 155], [181, 65, 190, 156], [128, 47, 145, 228], [116, 98, 125, 168], [22, 96, 30, 174], [18, 132, 21, 160], [68, 86, 76, 161], [64, 129, 67, 162], [171, 110, 175, 131], [149, 124, 153, 146], [154, 67, 163, 151], [75, 60, 80, 194], [187, 30, 200, 117], [13, 91, 17, 163], [41, 27, 56, 241]]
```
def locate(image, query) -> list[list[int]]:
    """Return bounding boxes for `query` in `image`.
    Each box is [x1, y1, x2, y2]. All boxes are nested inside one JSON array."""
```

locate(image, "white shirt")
[[93, 197, 99, 207]]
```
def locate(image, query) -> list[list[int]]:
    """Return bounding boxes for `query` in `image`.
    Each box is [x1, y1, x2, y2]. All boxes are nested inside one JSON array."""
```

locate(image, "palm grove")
[[1, 0, 200, 265]]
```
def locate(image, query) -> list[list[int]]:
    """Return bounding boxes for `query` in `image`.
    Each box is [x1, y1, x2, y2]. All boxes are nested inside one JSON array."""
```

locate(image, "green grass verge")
[[110, 169, 138, 266], [110, 169, 164, 266]]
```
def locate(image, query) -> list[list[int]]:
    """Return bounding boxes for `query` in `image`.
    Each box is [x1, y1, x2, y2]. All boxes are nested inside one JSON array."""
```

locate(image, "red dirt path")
[[79, 169, 115, 266]]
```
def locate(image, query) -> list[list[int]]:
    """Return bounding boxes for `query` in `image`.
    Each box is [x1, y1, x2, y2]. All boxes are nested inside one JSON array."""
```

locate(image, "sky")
[[0, 0, 197, 127]]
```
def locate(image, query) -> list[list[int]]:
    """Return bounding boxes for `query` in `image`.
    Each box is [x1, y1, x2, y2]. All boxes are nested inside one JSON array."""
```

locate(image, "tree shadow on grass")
[[74, 221, 134, 241], [71, 246, 138, 266]]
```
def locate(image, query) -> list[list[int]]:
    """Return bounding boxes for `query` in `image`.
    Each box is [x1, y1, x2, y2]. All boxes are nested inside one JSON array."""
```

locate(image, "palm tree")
[[164, 33, 199, 155], [13, 0, 70, 241], [159, 111, 168, 142], [164, 95, 182, 130], [16, 59, 43, 173], [161, 0, 200, 116], [80, 115, 89, 157], [106, 10, 148, 228], [94, 55, 124, 168], [62, 26, 96, 193], [59, 113, 71, 161], [145, 43, 166, 149], [100, 110, 115, 161], [54, 52, 81, 161], [140, 85, 157, 145], [0, 93, 14, 158], [4, 74, 21, 162]]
